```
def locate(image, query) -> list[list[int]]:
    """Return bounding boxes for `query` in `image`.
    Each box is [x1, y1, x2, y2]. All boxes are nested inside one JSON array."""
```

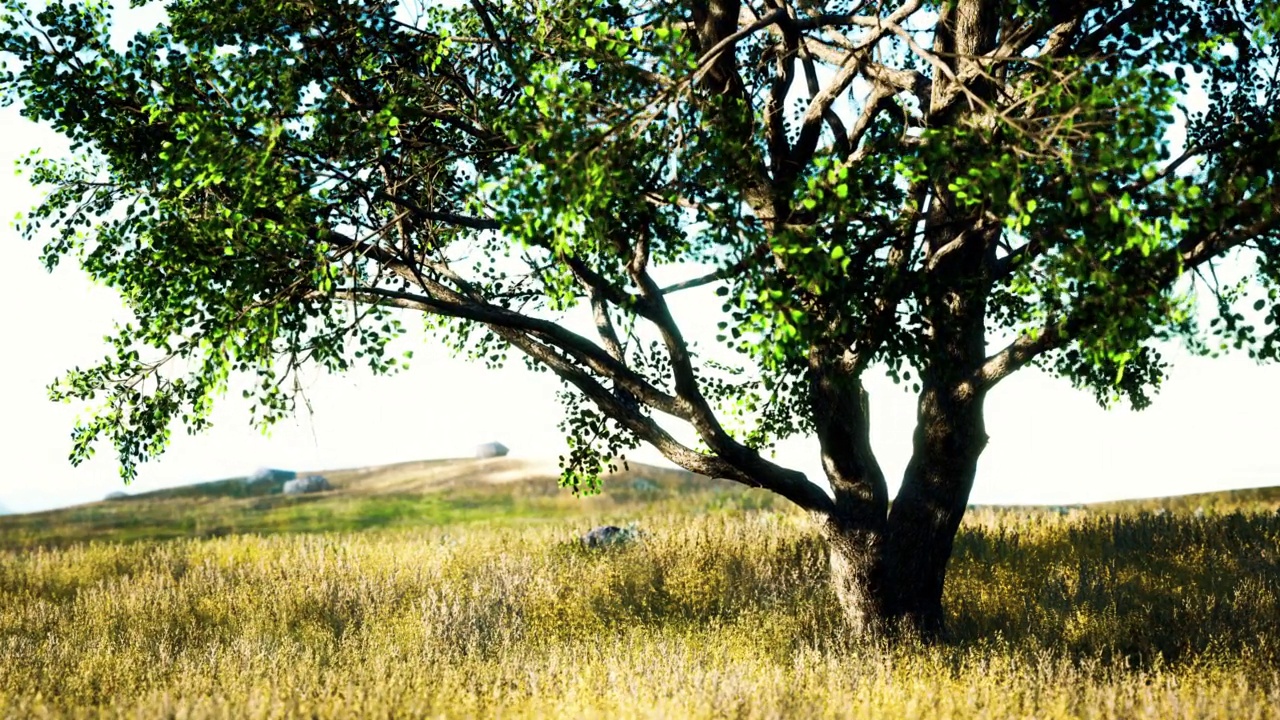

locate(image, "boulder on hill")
[[248, 467, 296, 485], [282, 475, 332, 495], [474, 441, 509, 458], [104, 490, 129, 501], [580, 523, 642, 549]]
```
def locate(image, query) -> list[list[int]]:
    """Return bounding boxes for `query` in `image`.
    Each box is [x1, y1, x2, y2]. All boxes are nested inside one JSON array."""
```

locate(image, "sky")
[[1, 3, 1278, 515]]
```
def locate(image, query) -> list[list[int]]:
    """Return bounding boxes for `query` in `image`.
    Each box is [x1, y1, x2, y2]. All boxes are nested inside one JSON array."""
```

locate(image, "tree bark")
[[821, 381, 989, 639], [886, 384, 989, 634], [819, 210, 995, 639], [808, 353, 989, 639], [823, 0, 1003, 638], [808, 355, 892, 636]]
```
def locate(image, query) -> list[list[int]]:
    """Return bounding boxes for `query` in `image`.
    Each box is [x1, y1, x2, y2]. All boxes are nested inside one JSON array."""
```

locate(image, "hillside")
[[0, 457, 776, 550], [1086, 484, 1280, 514], [3, 455, 1277, 551]]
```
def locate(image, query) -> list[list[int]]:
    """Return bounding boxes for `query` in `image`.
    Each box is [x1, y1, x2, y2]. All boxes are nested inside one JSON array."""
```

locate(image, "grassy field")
[[1, 460, 1279, 718]]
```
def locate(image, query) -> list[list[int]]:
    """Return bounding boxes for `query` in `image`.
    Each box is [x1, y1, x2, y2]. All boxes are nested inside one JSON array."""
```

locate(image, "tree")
[[2, 0, 1278, 639]]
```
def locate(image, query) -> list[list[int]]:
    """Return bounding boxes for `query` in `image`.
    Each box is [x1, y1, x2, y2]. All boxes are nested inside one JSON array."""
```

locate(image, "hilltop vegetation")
[[5, 457, 1279, 551], [0, 458, 771, 550], [1, 460, 1278, 718]]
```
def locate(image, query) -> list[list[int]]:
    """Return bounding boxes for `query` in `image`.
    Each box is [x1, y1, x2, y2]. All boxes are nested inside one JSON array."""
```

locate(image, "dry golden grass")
[[323, 457, 566, 494], [1, 487, 1279, 718]]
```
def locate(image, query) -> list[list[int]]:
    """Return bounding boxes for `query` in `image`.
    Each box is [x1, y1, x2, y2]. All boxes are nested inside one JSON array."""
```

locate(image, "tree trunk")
[[818, 197, 993, 639], [813, 0, 1002, 641], [819, 204, 993, 640], [823, 381, 988, 639], [809, 241, 991, 639]]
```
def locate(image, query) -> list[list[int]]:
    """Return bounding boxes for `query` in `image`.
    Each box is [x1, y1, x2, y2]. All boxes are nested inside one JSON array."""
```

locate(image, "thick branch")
[[790, 48, 865, 176], [626, 231, 833, 511], [694, 7, 785, 81], [797, 19, 851, 158], [788, 0, 923, 174], [332, 283, 833, 513], [421, 291, 758, 486], [844, 85, 893, 161], [764, 13, 799, 179], [974, 324, 1062, 389], [320, 231, 684, 417], [589, 290, 626, 362], [500, 326, 829, 510]]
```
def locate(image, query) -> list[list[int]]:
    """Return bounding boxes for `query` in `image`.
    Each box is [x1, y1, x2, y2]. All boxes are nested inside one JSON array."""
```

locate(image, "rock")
[[474, 441, 509, 458], [282, 475, 332, 495], [104, 490, 129, 501], [1193, 507, 1206, 518], [581, 525, 624, 548], [248, 467, 296, 485], [581, 523, 641, 548]]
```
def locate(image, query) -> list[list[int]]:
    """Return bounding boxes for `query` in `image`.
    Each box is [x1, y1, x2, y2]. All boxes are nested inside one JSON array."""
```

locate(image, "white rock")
[[282, 475, 332, 495], [580, 522, 642, 548], [474, 441, 509, 458]]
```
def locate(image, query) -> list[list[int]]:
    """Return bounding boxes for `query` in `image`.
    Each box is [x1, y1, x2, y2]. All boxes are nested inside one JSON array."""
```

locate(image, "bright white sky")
[[0, 2, 1277, 515]]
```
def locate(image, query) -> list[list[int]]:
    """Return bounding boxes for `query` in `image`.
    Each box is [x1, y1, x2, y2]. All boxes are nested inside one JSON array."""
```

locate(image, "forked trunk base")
[[824, 522, 946, 641]]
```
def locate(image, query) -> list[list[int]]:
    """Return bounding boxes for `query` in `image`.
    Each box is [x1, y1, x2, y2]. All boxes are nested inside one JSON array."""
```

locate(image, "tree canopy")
[[3, 0, 1279, 635]]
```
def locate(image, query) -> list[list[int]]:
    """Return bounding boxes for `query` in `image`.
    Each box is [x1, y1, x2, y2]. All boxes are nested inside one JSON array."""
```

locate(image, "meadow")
[[1, 459, 1278, 718]]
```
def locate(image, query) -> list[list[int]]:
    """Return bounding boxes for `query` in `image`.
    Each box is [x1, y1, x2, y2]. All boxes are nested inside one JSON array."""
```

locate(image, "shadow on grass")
[[530, 509, 1280, 670], [945, 511, 1280, 667]]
